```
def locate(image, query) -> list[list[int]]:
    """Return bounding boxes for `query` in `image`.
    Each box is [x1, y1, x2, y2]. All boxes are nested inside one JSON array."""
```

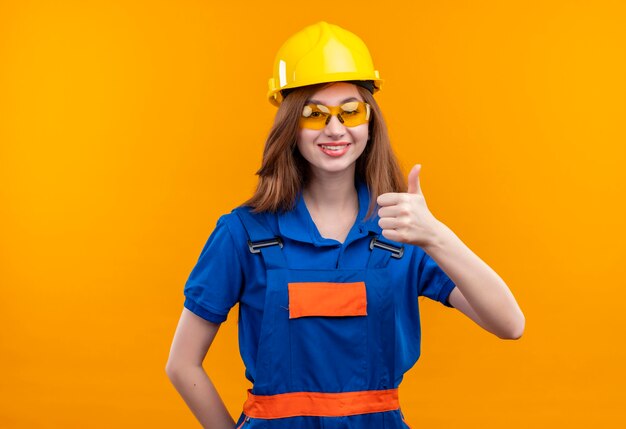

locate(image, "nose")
[[324, 114, 346, 136]]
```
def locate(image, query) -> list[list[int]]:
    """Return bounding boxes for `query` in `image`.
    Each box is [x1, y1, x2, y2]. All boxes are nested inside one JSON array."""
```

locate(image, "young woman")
[[166, 21, 525, 429]]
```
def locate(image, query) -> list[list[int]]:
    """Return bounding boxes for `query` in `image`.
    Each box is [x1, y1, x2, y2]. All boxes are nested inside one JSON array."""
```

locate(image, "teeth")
[[321, 145, 347, 150]]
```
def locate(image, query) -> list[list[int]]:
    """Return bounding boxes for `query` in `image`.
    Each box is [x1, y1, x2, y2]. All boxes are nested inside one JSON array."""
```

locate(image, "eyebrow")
[[305, 97, 362, 104]]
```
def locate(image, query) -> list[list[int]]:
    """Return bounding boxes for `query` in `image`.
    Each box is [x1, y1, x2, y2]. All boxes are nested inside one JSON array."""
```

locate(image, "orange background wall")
[[1, 1, 625, 428]]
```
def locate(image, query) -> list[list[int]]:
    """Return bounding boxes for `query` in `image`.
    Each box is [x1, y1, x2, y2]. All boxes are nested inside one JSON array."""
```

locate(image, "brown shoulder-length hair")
[[243, 82, 406, 220]]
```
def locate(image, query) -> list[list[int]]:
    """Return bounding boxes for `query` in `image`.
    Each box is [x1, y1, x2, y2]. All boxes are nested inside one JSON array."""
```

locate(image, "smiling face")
[[296, 82, 370, 179]]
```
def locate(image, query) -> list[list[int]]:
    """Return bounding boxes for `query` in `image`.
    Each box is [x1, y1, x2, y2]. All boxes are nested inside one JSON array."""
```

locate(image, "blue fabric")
[[183, 179, 457, 426], [233, 409, 413, 429]]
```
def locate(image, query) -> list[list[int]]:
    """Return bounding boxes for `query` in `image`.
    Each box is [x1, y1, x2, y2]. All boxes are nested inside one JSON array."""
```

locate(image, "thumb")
[[407, 164, 423, 195]]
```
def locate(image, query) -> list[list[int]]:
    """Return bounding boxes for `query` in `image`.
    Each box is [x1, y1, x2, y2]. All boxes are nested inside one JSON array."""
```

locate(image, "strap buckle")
[[369, 236, 404, 259], [248, 237, 284, 254]]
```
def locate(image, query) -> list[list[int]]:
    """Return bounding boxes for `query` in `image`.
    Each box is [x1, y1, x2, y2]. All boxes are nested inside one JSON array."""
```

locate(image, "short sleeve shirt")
[[183, 180, 456, 384]]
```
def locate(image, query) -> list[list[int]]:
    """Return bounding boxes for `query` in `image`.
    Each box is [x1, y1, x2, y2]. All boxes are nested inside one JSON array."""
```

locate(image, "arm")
[[377, 164, 525, 340], [426, 222, 525, 339], [165, 308, 235, 429], [446, 286, 488, 330]]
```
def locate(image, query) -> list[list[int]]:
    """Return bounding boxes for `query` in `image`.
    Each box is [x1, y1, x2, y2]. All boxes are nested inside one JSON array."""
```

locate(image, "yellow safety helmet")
[[267, 21, 384, 107]]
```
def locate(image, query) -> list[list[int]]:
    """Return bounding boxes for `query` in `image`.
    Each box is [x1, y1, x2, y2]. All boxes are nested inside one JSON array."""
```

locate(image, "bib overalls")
[[232, 207, 412, 429]]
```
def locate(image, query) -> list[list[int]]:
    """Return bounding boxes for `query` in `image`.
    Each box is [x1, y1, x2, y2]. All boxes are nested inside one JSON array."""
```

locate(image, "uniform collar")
[[277, 179, 381, 245]]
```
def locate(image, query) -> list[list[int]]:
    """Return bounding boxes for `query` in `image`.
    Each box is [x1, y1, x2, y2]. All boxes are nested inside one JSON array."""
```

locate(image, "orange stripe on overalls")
[[243, 388, 400, 419]]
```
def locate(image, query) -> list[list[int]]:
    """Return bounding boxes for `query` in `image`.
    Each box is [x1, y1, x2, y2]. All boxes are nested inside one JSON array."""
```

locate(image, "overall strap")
[[367, 235, 404, 268], [234, 207, 287, 270]]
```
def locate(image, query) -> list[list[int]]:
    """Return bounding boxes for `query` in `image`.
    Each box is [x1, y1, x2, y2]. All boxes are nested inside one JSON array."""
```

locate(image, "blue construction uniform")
[[183, 179, 456, 428]]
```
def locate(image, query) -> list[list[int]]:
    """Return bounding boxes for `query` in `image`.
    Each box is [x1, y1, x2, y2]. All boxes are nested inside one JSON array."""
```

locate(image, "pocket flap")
[[287, 282, 367, 319]]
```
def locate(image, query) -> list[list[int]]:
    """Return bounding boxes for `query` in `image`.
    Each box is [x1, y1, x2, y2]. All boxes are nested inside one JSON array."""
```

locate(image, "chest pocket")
[[288, 281, 367, 318]]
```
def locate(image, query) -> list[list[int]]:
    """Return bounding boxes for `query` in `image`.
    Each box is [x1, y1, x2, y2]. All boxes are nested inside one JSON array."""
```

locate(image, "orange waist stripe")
[[242, 388, 399, 419]]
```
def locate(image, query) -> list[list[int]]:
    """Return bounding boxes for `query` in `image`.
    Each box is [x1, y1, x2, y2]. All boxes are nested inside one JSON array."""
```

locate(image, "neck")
[[302, 166, 358, 214]]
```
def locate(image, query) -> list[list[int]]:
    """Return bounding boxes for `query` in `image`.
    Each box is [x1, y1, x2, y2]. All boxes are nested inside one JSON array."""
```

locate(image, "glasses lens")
[[300, 102, 370, 130], [339, 101, 370, 127], [300, 104, 330, 129]]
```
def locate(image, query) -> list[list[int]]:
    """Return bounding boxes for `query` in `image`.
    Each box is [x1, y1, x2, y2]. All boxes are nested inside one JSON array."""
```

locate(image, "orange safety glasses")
[[300, 101, 371, 129]]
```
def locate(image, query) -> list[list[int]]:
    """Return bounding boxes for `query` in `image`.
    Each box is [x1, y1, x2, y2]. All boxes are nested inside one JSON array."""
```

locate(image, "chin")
[[310, 159, 358, 175]]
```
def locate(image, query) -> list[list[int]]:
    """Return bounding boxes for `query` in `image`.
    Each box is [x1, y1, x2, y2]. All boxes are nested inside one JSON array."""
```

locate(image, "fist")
[[376, 164, 441, 247]]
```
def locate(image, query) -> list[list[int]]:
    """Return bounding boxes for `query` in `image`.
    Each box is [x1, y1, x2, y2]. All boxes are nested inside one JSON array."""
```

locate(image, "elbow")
[[165, 361, 176, 379], [503, 326, 524, 340], [165, 358, 203, 381], [165, 359, 183, 381], [498, 314, 525, 340]]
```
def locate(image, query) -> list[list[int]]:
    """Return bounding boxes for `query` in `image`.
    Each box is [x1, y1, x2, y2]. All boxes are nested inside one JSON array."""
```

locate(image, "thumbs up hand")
[[376, 164, 442, 247]]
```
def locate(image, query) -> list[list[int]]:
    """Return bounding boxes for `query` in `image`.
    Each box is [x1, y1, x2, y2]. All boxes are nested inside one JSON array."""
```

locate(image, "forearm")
[[167, 364, 235, 429], [424, 221, 525, 339]]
